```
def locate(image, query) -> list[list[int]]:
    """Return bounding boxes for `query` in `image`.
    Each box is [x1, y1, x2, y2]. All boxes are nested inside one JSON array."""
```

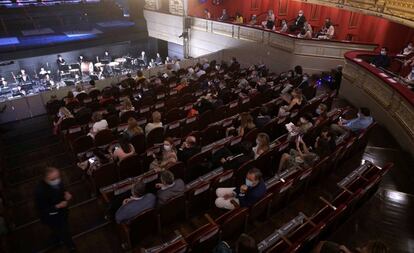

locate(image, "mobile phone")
[[88, 157, 96, 164]]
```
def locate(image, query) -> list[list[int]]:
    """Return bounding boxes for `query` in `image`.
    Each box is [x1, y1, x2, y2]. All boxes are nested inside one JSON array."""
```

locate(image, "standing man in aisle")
[[35, 167, 77, 252]]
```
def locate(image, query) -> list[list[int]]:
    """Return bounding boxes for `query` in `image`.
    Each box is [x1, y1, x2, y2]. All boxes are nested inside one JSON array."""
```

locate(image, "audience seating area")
[[0, 57, 387, 253]]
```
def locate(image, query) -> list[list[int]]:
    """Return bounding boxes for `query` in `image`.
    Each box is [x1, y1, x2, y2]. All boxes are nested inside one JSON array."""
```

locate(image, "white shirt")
[[145, 122, 163, 136], [92, 120, 108, 134]]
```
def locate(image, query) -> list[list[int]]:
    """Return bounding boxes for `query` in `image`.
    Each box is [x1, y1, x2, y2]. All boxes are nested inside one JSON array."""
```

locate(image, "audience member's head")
[[235, 233, 258, 253], [240, 112, 255, 129], [89, 79, 96, 87], [67, 91, 74, 99], [131, 181, 146, 198], [163, 137, 175, 152], [183, 135, 197, 149], [259, 106, 269, 116], [256, 133, 270, 150], [159, 170, 175, 187], [152, 111, 162, 123], [122, 98, 133, 110], [316, 103, 328, 116], [92, 112, 103, 122], [118, 133, 132, 153], [137, 70, 144, 78], [299, 114, 313, 125], [43, 167, 61, 187], [245, 168, 263, 187], [380, 47, 388, 56]]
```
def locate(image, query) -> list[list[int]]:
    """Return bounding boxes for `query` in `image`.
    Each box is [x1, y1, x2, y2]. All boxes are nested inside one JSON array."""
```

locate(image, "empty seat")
[[118, 154, 143, 180], [214, 208, 248, 241], [158, 195, 186, 228]]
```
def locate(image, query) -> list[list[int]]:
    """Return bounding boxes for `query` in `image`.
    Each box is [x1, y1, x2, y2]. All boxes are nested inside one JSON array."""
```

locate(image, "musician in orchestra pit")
[[165, 56, 171, 65], [56, 55, 66, 70], [317, 18, 335, 40], [102, 51, 112, 63], [17, 69, 31, 84], [78, 55, 85, 65], [289, 10, 306, 32], [140, 51, 148, 66], [1, 76, 8, 88], [39, 67, 49, 79], [149, 59, 156, 68], [155, 53, 163, 65]]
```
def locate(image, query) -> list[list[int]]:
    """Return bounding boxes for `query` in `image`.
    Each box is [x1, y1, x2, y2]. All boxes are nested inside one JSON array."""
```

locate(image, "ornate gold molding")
[[294, 0, 414, 28]]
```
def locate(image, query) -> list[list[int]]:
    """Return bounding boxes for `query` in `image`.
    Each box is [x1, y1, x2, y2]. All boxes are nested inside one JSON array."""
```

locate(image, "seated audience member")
[[111, 134, 136, 164], [278, 88, 305, 116], [314, 240, 388, 253], [204, 8, 211, 19], [119, 98, 135, 117], [371, 47, 390, 69], [297, 114, 314, 135], [317, 18, 335, 40], [99, 90, 114, 106], [279, 19, 288, 33], [253, 133, 270, 159], [115, 181, 156, 224], [405, 66, 414, 85], [124, 117, 144, 139], [89, 112, 108, 137], [297, 22, 312, 39], [218, 9, 229, 22], [331, 107, 373, 135], [145, 111, 163, 136], [255, 106, 272, 128], [249, 14, 258, 25], [215, 142, 253, 170], [290, 10, 306, 32], [156, 170, 185, 206], [314, 127, 336, 158], [278, 136, 319, 173], [402, 42, 413, 56], [262, 9, 275, 30], [64, 91, 78, 105], [53, 106, 74, 134], [215, 168, 266, 210], [73, 84, 85, 97], [234, 12, 244, 24], [314, 103, 328, 124], [238, 112, 256, 136], [136, 70, 146, 82], [149, 138, 178, 171], [177, 136, 201, 163]]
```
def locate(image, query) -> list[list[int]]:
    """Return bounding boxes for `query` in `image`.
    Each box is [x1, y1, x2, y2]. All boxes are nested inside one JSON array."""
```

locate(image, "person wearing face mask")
[[314, 103, 328, 124], [279, 19, 288, 33], [215, 168, 266, 209], [156, 170, 185, 206], [331, 107, 373, 136], [149, 138, 178, 172], [35, 167, 76, 252], [371, 47, 390, 69], [290, 10, 306, 32], [253, 133, 270, 159], [317, 18, 335, 40], [177, 135, 201, 163], [402, 42, 414, 56]]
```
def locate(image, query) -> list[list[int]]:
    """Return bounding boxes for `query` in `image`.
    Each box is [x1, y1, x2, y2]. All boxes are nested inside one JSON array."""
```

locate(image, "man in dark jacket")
[[215, 168, 266, 209], [177, 136, 201, 163], [35, 167, 76, 251]]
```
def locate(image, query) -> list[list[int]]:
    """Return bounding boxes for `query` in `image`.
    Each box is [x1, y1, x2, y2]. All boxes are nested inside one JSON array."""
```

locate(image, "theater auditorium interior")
[[0, 0, 414, 252]]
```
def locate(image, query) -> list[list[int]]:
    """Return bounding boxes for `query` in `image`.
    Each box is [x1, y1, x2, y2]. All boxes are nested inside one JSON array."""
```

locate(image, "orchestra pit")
[[1, 0, 414, 253]]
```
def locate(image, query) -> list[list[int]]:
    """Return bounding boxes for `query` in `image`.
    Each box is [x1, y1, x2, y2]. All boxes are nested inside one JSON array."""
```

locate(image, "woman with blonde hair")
[[238, 112, 256, 136], [53, 107, 74, 134], [253, 133, 270, 159], [124, 117, 144, 138], [119, 98, 135, 117]]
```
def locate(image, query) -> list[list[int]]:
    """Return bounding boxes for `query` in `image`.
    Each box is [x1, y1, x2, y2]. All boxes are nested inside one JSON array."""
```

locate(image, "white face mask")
[[47, 178, 61, 187], [316, 108, 322, 115], [164, 144, 172, 151], [380, 50, 386, 55], [300, 118, 307, 124], [303, 76, 309, 81], [245, 179, 254, 187], [299, 13, 303, 17]]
